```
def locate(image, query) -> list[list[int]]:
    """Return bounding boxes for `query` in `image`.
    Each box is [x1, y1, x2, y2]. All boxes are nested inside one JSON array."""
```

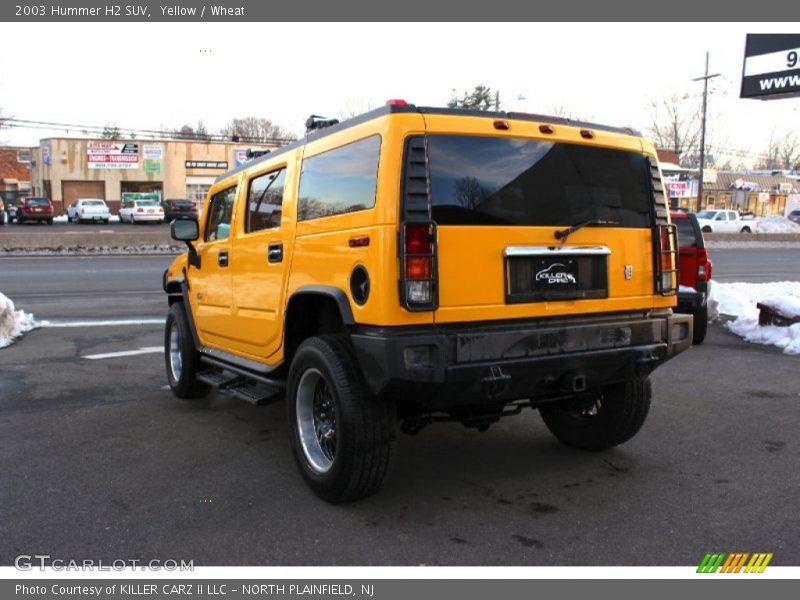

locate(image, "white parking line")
[[83, 346, 164, 360], [42, 318, 165, 328]]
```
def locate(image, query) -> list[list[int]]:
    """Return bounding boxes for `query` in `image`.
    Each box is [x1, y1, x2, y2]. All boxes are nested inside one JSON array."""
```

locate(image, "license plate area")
[[504, 246, 609, 304]]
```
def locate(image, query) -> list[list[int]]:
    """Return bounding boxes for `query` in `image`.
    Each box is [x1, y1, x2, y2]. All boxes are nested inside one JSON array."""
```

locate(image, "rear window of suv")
[[673, 216, 697, 247], [423, 135, 652, 227], [26, 198, 50, 207]]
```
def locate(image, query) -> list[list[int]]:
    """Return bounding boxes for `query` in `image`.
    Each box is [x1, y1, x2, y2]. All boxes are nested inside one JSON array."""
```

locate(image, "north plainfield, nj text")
[[44, 5, 246, 18]]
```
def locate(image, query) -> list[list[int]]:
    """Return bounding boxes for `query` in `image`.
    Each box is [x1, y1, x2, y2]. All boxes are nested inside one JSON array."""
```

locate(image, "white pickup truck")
[[694, 209, 754, 233]]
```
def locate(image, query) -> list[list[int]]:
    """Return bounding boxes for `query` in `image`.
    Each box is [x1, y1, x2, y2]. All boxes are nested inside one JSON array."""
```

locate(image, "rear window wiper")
[[554, 219, 619, 242]]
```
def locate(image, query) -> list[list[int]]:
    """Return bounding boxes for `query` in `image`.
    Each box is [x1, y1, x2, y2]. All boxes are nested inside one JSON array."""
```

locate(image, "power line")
[[3, 117, 297, 145]]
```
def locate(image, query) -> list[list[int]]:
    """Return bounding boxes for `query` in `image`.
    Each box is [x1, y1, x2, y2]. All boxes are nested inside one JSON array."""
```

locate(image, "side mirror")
[[171, 218, 201, 269], [171, 218, 199, 241]]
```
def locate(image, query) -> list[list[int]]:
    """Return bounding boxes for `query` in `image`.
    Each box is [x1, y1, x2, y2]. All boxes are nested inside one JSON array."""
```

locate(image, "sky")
[[1, 22, 798, 167]]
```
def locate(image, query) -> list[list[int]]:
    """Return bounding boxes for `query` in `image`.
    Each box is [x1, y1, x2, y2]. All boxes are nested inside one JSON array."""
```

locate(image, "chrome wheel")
[[168, 321, 182, 381], [296, 368, 337, 474]]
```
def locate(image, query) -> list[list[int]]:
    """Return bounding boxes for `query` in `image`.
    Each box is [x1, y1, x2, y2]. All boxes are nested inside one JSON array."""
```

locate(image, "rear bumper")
[[677, 281, 710, 313], [131, 214, 163, 222], [18, 212, 53, 221], [351, 312, 693, 409]]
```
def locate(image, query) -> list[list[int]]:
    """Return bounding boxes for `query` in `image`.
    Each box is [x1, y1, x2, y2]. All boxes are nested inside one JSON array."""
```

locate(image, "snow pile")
[[709, 281, 800, 355], [0, 293, 39, 349], [755, 216, 800, 233]]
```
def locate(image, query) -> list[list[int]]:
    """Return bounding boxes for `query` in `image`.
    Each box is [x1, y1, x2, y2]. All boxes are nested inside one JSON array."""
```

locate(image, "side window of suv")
[[246, 168, 286, 233], [205, 186, 237, 242], [297, 135, 380, 221]]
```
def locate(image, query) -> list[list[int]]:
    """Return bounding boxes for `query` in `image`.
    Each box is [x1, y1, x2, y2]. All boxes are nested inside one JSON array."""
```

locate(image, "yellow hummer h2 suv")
[[163, 101, 692, 502]]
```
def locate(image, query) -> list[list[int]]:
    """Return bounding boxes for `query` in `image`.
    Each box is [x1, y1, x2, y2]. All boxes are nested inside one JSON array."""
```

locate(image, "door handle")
[[268, 243, 283, 263], [218, 251, 229, 267]]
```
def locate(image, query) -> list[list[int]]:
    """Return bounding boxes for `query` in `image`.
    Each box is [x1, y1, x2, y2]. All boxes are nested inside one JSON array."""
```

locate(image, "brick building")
[[0, 146, 34, 206]]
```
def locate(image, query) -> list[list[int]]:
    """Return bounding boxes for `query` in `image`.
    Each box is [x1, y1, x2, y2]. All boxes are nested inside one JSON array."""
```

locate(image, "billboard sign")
[[185, 160, 228, 169], [741, 34, 800, 100], [666, 181, 693, 199], [87, 143, 139, 169], [143, 144, 164, 160]]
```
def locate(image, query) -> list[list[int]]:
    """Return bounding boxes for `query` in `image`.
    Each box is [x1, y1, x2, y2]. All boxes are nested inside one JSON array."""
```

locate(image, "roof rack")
[[305, 115, 340, 132]]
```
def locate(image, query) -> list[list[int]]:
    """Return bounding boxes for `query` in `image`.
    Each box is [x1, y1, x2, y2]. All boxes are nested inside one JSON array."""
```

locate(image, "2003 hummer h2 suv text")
[[163, 102, 692, 502]]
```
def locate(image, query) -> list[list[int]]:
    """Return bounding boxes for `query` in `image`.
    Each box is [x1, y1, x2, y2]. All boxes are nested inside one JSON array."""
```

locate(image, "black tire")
[[539, 378, 652, 451], [47, 218, 53, 225], [103, 219, 109, 224], [17, 214, 24, 224], [164, 302, 210, 400], [701, 225, 712, 233], [740, 226, 751, 233], [692, 304, 708, 345], [287, 334, 396, 502]]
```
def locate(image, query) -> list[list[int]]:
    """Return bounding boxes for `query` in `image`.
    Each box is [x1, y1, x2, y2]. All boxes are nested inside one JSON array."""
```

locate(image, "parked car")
[[67, 198, 111, 224], [0, 199, 5, 225], [118, 198, 164, 223], [163, 102, 692, 502], [787, 209, 800, 225], [162, 198, 198, 221], [16, 197, 54, 225], [671, 211, 712, 345], [694, 209, 753, 233]]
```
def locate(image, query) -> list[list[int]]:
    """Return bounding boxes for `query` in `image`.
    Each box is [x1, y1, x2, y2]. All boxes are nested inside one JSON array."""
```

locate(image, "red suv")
[[17, 197, 55, 225], [671, 211, 712, 344]]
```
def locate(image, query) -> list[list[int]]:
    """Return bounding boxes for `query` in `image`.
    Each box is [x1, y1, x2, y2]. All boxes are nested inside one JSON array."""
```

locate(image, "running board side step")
[[198, 355, 286, 406]]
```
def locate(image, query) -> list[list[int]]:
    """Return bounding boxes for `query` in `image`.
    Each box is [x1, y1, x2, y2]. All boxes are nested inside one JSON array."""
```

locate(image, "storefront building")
[[28, 138, 277, 214], [0, 146, 33, 206]]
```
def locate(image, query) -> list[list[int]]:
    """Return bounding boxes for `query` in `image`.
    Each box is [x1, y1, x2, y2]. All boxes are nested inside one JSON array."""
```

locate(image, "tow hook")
[[481, 365, 511, 399], [635, 352, 660, 375]]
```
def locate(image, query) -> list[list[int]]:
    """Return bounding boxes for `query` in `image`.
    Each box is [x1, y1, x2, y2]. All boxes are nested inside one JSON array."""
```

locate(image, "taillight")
[[655, 224, 678, 295], [137, 207, 144, 213], [696, 248, 710, 281], [400, 222, 437, 310]]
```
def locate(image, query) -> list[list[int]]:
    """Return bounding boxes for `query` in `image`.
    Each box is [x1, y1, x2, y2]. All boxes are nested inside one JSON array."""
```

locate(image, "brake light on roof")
[[386, 99, 408, 106]]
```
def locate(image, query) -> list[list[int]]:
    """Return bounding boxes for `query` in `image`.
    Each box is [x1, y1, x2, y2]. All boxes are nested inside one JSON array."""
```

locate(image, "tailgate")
[[411, 130, 662, 324]]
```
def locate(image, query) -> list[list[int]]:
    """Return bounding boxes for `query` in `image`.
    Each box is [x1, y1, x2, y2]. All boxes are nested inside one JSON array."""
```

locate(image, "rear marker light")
[[493, 120, 510, 130], [580, 129, 594, 139], [386, 99, 409, 106], [539, 125, 554, 134]]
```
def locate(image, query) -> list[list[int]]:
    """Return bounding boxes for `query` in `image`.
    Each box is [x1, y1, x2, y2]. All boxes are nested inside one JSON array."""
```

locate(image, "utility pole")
[[692, 52, 720, 212]]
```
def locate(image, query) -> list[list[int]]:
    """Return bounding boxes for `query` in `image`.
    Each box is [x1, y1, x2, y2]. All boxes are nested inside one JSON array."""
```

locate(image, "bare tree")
[[101, 123, 121, 139], [220, 117, 295, 143], [757, 133, 799, 171], [646, 94, 702, 167], [454, 177, 491, 209], [337, 98, 375, 120], [779, 134, 800, 171]]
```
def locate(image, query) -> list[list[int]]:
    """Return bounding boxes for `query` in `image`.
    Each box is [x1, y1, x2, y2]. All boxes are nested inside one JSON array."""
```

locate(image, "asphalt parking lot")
[[1, 303, 798, 566]]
